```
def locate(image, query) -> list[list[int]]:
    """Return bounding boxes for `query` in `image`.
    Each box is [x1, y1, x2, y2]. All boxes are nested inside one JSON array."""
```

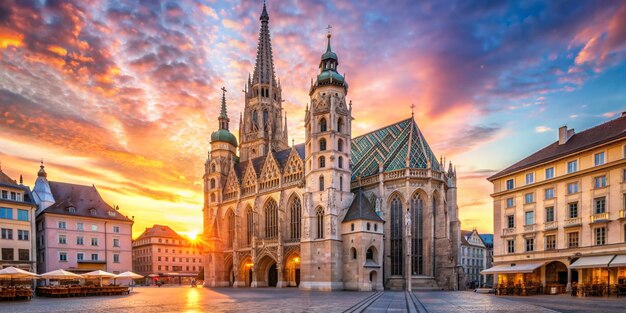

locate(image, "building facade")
[[480, 233, 494, 287], [202, 3, 462, 291], [487, 113, 626, 292], [32, 163, 134, 274], [132, 224, 203, 283], [460, 229, 487, 288], [0, 166, 37, 272]]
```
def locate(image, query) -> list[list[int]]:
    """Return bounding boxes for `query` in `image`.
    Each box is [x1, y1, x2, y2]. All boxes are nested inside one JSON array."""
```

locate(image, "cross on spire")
[[326, 24, 332, 35], [410, 103, 416, 117]]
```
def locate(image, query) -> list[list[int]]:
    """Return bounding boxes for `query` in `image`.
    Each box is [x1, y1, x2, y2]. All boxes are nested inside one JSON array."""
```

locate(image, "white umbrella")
[[39, 269, 82, 280], [0, 267, 38, 285], [82, 270, 116, 286], [114, 271, 143, 279]]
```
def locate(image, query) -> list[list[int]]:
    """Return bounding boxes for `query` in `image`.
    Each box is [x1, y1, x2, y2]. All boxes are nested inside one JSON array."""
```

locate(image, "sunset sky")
[[1, 0, 625, 238]]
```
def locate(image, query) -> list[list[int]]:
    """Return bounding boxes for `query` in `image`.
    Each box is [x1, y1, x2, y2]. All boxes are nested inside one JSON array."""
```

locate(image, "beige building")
[[132, 224, 203, 284], [486, 113, 626, 292], [460, 229, 487, 288], [0, 166, 37, 272], [202, 3, 462, 291]]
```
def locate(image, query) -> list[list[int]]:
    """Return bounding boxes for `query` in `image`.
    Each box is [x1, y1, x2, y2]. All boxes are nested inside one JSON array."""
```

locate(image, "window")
[[10, 192, 15, 200], [525, 173, 534, 184], [1, 228, 12, 240], [319, 118, 327, 132], [59, 235, 67, 244], [0, 190, 5, 199], [568, 232, 579, 248], [91, 238, 98, 246], [339, 176, 343, 191], [338, 139, 344, 152], [319, 138, 326, 151], [546, 235, 556, 250], [524, 193, 534, 204], [18, 249, 29, 261], [568, 202, 578, 218], [227, 210, 235, 248], [506, 198, 514, 208], [351, 223, 354, 231], [246, 207, 254, 246], [545, 167, 554, 179], [77, 253, 84, 261], [507, 240, 515, 254], [366, 248, 374, 260], [113, 238, 120, 247], [17, 209, 28, 221], [77, 223, 84, 231], [594, 176, 607, 188], [594, 227, 606, 245], [210, 178, 215, 189], [594, 152, 605, 166], [367, 223, 371, 231], [91, 253, 99, 261], [506, 215, 515, 228], [567, 182, 579, 194], [525, 238, 534, 252], [319, 175, 324, 191], [524, 211, 534, 225], [16, 230, 28, 241], [567, 160, 578, 173], [319, 156, 325, 168], [545, 207, 554, 222], [77, 236, 84, 245], [390, 195, 403, 275], [113, 226, 120, 233], [594, 197, 606, 214], [0, 207, 11, 219], [337, 117, 343, 133], [113, 254, 120, 263], [264, 199, 278, 239], [506, 179, 514, 190], [315, 207, 324, 239], [545, 188, 554, 200], [91, 224, 98, 231], [59, 252, 68, 262], [338, 156, 343, 169]]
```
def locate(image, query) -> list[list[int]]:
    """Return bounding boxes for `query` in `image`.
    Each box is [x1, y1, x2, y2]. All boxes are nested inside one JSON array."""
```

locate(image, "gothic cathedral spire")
[[238, 2, 289, 162]]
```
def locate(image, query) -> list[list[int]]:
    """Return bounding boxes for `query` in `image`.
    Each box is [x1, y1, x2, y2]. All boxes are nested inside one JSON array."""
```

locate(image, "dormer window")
[[108, 211, 117, 217], [90, 208, 97, 216], [67, 206, 76, 213]]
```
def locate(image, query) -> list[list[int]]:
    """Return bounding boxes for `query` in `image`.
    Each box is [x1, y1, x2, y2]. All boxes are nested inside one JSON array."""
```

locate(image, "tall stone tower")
[[204, 87, 237, 287], [300, 31, 353, 291], [238, 3, 289, 162]]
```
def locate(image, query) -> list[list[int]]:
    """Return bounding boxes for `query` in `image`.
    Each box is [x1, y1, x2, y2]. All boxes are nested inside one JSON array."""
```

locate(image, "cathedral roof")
[[233, 144, 305, 180], [351, 117, 441, 180], [343, 189, 383, 223], [40, 181, 133, 222], [251, 2, 277, 86]]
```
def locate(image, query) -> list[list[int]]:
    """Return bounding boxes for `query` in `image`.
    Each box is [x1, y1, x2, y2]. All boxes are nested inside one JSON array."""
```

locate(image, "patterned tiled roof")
[[343, 189, 383, 223], [351, 118, 440, 180]]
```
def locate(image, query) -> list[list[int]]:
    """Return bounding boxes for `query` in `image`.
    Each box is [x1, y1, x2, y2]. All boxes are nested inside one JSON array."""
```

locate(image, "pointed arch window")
[[338, 156, 343, 169], [264, 199, 278, 239], [319, 138, 327, 151], [390, 195, 403, 276], [339, 176, 343, 191], [316, 207, 324, 239], [319, 118, 327, 132], [289, 197, 301, 240], [338, 139, 344, 152], [210, 179, 216, 189], [411, 193, 424, 275], [319, 175, 325, 191], [319, 156, 326, 168], [263, 110, 269, 131], [227, 210, 235, 248], [211, 163, 216, 172], [337, 118, 343, 133], [246, 208, 254, 246], [252, 111, 259, 130]]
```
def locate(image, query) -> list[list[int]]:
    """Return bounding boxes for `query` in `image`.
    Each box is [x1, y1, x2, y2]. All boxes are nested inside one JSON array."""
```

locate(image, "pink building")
[[32, 163, 134, 274]]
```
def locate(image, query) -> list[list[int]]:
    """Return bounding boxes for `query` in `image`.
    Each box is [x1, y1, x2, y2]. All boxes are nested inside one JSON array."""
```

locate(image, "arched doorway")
[[268, 264, 278, 287], [545, 261, 568, 286], [285, 252, 301, 287], [228, 265, 234, 286]]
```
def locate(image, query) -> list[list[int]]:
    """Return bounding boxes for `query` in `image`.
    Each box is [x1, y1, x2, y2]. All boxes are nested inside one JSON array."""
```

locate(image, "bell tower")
[[238, 3, 289, 162], [300, 29, 353, 291]]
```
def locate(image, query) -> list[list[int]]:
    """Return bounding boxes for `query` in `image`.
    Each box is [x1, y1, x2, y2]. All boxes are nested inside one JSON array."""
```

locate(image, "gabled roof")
[[135, 224, 185, 241], [0, 169, 34, 205], [351, 118, 441, 180], [489, 114, 626, 180], [233, 144, 305, 180], [480, 234, 494, 247], [42, 181, 132, 222], [343, 189, 383, 223], [0, 169, 17, 185]]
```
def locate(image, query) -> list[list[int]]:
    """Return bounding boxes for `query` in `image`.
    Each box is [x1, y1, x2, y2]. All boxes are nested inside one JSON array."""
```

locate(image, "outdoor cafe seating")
[[36, 285, 130, 297], [0, 286, 33, 301]]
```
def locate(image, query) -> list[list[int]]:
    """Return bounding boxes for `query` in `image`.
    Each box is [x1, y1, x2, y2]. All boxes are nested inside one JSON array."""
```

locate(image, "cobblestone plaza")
[[1, 287, 626, 313]]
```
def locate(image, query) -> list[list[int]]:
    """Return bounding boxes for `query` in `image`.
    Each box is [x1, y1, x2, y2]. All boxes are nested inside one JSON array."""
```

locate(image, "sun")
[[185, 230, 199, 241]]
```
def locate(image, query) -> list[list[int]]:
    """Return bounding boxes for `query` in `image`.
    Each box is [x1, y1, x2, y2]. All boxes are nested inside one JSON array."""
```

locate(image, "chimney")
[[558, 126, 575, 145]]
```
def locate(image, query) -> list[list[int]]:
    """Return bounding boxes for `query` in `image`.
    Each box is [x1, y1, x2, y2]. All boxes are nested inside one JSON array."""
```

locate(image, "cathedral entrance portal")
[[268, 264, 278, 287], [295, 269, 301, 287]]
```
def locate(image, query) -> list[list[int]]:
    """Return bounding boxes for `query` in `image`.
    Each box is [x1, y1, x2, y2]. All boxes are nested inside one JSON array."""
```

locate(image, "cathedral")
[[202, 3, 462, 291]]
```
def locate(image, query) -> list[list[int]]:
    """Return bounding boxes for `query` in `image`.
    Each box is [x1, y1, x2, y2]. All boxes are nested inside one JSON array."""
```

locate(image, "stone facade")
[[202, 3, 461, 291]]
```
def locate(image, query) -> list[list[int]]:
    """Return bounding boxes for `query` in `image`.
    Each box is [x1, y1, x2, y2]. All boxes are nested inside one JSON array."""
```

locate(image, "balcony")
[[544, 221, 558, 230], [564, 217, 582, 227], [523, 224, 536, 233], [502, 228, 516, 236], [590, 212, 610, 223], [619, 210, 626, 219]]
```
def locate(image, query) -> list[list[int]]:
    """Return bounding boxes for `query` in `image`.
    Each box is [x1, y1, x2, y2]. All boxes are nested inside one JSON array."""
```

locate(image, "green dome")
[[321, 50, 338, 61], [211, 129, 238, 147], [317, 70, 347, 86]]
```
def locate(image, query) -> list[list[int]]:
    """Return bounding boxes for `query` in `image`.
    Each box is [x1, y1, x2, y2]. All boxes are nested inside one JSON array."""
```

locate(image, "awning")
[[609, 255, 626, 268], [569, 255, 615, 269], [481, 262, 543, 274]]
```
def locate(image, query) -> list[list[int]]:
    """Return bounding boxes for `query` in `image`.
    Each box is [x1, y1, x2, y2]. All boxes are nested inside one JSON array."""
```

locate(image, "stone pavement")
[[413, 291, 558, 313], [499, 294, 626, 313]]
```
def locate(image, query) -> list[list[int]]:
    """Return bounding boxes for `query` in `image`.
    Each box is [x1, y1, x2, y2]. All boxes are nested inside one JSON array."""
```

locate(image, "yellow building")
[[486, 113, 626, 294]]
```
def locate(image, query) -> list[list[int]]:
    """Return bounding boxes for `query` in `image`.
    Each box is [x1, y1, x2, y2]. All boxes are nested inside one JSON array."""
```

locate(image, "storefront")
[[482, 262, 543, 295]]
